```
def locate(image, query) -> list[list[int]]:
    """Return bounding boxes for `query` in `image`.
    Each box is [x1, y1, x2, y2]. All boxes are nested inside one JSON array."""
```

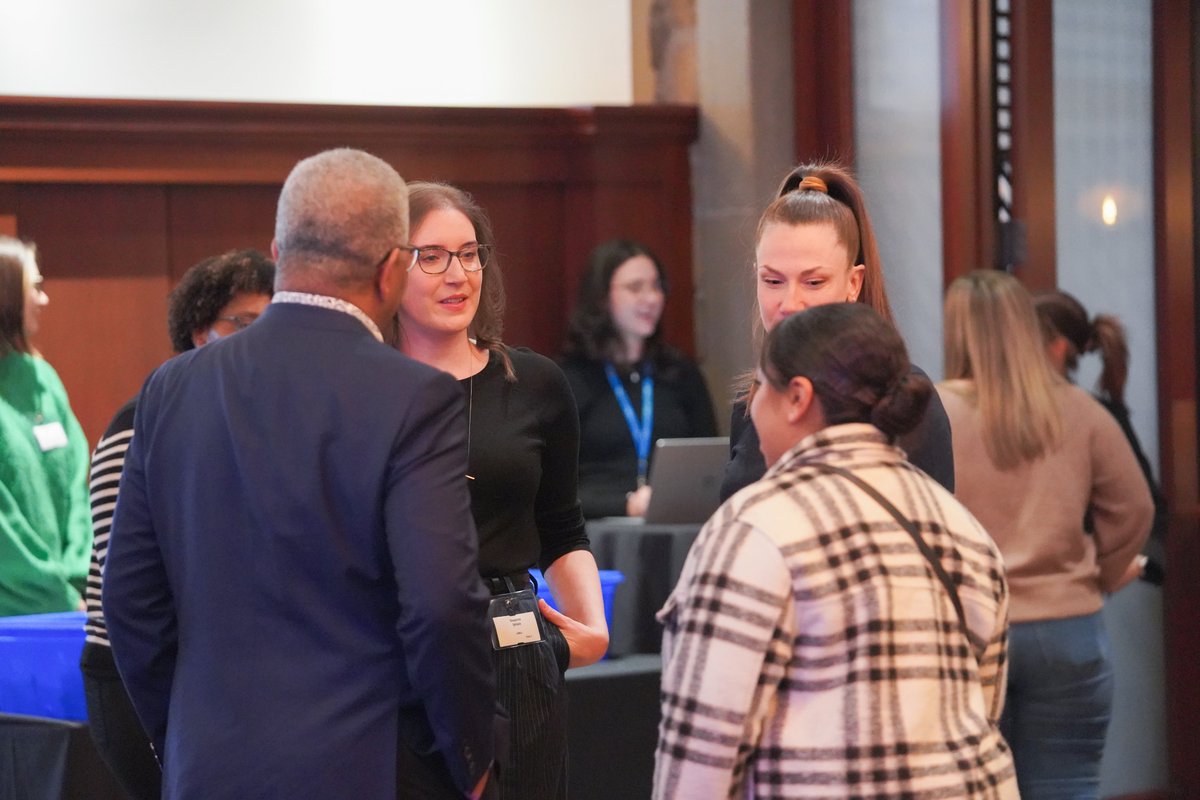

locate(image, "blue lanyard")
[[604, 362, 654, 486]]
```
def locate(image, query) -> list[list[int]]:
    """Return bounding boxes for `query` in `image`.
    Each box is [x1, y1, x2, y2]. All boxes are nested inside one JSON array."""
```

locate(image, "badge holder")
[[488, 588, 545, 651]]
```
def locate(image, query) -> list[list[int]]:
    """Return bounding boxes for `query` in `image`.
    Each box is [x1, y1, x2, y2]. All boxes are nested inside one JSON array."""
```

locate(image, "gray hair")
[[274, 148, 409, 288]]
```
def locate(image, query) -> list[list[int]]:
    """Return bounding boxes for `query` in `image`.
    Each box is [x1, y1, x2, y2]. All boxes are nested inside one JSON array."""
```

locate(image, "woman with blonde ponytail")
[[940, 271, 1154, 800]]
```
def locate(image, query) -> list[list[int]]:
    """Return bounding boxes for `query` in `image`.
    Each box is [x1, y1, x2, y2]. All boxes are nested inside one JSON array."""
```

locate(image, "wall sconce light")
[[1101, 194, 1118, 226]]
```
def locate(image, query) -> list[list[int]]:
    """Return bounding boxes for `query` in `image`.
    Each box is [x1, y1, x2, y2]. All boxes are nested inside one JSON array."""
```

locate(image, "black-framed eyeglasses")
[[408, 244, 492, 275], [216, 314, 261, 331]]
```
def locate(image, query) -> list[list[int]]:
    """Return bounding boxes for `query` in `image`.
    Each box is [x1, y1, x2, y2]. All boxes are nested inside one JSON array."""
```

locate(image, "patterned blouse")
[[655, 424, 1018, 799]]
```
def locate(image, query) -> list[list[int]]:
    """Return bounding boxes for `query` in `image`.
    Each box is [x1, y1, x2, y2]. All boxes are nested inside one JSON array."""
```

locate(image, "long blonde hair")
[[943, 270, 1063, 469]]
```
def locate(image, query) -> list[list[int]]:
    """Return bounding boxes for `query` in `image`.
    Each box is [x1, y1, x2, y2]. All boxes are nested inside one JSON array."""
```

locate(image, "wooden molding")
[[0, 96, 699, 185], [1008, 0, 1056, 289], [792, 0, 855, 165], [940, 0, 995, 284], [0, 97, 699, 445]]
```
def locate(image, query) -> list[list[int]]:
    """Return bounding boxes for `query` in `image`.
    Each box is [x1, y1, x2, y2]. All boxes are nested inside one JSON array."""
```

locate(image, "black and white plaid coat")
[[654, 425, 1018, 799]]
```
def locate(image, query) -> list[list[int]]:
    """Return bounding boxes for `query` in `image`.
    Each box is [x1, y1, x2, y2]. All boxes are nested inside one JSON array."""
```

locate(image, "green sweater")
[[0, 352, 92, 616]]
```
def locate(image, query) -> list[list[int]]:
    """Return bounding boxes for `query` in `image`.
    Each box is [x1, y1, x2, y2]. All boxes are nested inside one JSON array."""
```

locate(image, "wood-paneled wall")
[[0, 97, 699, 445]]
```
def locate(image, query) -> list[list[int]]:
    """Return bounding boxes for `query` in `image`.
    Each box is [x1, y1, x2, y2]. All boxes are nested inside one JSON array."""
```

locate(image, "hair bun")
[[869, 370, 932, 439]]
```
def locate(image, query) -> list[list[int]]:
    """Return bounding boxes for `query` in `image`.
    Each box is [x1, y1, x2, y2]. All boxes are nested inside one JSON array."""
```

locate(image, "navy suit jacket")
[[104, 302, 496, 799]]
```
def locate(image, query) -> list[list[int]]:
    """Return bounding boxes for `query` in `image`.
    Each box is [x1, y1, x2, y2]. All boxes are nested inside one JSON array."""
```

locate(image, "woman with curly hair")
[[81, 249, 274, 800]]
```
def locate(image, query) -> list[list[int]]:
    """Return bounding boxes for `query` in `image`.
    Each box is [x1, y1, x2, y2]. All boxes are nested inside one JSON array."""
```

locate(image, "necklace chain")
[[465, 375, 475, 481]]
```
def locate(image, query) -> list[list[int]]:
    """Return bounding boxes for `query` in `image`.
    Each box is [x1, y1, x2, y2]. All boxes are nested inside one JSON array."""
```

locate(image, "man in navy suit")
[[104, 148, 498, 799]]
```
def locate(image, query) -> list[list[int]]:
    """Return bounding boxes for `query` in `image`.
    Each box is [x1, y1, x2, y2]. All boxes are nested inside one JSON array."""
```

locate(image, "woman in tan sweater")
[[938, 270, 1152, 800]]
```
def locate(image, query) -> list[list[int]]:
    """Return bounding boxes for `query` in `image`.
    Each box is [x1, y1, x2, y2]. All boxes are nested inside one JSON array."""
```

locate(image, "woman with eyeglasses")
[[393, 182, 608, 800], [80, 249, 274, 800], [0, 236, 91, 618], [560, 239, 716, 518]]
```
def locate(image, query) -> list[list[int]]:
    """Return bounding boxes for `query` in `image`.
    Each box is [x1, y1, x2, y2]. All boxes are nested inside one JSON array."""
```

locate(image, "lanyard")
[[604, 362, 654, 486]]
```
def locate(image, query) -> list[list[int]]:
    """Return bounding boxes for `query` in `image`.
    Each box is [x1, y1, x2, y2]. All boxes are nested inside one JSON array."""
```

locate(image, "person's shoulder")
[[21, 353, 67, 389], [1057, 381, 1111, 420], [508, 346, 572, 391], [935, 378, 973, 409], [556, 352, 599, 379], [102, 398, 139, 439], [1058, 382, 1128, 442], [724, 473, 820, 549]]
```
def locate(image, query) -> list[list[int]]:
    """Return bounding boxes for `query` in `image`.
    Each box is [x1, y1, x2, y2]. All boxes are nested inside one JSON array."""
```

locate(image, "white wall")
[[1054, 0, 1158, 472], [0, 0, 632, 107]]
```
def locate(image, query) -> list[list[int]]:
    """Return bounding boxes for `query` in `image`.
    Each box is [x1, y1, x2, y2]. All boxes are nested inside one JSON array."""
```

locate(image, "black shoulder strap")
[[812, 463, 970, 638]]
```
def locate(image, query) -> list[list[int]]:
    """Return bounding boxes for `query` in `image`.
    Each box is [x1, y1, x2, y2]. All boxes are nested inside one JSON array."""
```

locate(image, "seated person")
[[560, 239, 715, 518]]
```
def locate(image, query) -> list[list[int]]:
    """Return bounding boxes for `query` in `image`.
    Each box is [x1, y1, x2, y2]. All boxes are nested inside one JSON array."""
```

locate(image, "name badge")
[[492, 611, 542, 648], [32, 421, 69, 452], [487, 588, 544, 650]]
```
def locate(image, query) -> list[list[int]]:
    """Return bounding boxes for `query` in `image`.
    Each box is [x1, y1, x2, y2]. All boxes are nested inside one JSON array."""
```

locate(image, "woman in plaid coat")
[[655, 303, 1018, 799]]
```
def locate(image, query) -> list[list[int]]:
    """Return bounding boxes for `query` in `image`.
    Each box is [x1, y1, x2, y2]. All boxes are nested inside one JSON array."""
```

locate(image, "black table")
[[586, 520, 702, 656], [0, 713, 124, 800], [566, 654, 661, 800]]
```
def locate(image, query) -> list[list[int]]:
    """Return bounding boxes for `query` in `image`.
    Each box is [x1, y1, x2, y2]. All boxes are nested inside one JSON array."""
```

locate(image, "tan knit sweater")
[[938, 380, 1153, 623]]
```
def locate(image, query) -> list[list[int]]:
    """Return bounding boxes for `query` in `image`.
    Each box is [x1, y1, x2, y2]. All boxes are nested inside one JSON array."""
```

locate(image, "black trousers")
[[494, 609, 571, 800], [79, 641, 162, 800]]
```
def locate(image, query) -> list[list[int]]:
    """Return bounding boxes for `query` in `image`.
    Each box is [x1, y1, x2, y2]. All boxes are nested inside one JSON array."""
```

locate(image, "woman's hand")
[[625, 485, 652, 516], [1109, 554, 1147, 593], [538, 599, 609, 668]]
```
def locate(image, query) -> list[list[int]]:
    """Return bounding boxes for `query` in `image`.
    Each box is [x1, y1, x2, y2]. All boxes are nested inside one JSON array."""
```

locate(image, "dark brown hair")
[[403, 182, 514, 380], [760, 303, 929, 441], [562, 238, 669, 364], [1034, 289, 1129, 405]]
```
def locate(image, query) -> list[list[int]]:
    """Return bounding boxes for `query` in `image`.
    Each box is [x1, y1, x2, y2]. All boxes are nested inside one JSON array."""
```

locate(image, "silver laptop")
[[643, 437, 730, 525]]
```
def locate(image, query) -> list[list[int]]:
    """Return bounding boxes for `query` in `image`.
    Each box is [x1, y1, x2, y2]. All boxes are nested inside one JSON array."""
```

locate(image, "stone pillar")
[[691, 0, 796, 428]]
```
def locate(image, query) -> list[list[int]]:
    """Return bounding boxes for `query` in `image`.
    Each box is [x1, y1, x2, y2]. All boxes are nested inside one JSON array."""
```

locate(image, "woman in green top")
[[0, 236, 91, 616]]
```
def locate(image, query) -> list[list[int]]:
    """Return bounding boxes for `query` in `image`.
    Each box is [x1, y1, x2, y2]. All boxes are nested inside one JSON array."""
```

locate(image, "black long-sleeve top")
[[560, 351, 718, 518], [720, 363, 955, 501], [463, 347, 589, 575]]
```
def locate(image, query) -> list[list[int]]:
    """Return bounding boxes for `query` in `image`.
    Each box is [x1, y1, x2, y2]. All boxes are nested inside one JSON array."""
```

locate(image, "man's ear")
[[375, 247, 406, 302], [785, 376, 816, 424], [270, 239, 280, 260]]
